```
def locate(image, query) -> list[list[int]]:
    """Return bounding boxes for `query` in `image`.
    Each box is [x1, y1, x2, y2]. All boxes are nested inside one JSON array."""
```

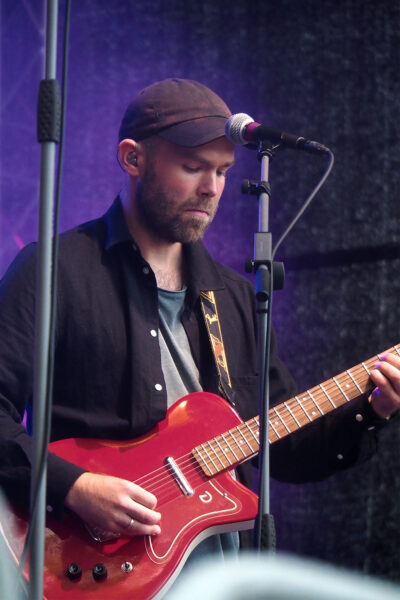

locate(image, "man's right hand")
[[64, 472, 162, 537]]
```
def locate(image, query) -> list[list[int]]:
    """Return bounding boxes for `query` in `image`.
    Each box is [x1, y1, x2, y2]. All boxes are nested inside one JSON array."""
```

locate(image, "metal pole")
[[29, 1, 58, 598]]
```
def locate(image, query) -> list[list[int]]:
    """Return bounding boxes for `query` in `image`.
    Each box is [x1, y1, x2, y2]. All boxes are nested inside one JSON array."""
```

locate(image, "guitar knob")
[[92, 563, 108, 581], [66, 563, 82, 580]]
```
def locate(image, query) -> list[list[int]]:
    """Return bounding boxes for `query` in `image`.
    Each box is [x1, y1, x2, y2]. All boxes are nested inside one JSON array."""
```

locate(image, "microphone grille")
[[225, 113, 254, 144]]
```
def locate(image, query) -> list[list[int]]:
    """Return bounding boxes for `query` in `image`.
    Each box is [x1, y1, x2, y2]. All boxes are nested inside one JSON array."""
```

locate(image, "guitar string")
[[132, 367, 369, 498], [132, 350, 357, 498], [131, 421, 261, 498], [130, 348, 395, 496], [282, 351, 385, 419], [132, 424, 259, 494], [128, 346, 397, 499]]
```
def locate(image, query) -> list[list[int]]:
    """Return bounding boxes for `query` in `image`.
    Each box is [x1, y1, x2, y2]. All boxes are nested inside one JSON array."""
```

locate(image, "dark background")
[[1, 0, 400, 582]]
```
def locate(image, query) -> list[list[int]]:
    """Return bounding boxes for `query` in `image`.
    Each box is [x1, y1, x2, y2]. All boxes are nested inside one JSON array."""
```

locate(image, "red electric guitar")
[[2, 344, 399, 599]]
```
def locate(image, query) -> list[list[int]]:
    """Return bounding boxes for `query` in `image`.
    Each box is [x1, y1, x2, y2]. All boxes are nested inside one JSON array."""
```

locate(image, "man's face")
[[135, 136, 235, 244]]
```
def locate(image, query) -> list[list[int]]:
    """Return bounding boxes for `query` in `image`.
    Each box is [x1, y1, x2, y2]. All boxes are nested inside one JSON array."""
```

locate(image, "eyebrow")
[[186, 153, 235, 168]]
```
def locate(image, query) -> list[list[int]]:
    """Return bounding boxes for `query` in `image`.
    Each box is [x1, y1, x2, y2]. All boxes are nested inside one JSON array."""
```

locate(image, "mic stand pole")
[[29, 1, 60, 598], [243, 141, 284, 553]]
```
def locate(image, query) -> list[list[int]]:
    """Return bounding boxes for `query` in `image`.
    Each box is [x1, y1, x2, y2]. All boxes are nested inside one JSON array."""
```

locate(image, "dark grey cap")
[[119, 78, 231, 147]]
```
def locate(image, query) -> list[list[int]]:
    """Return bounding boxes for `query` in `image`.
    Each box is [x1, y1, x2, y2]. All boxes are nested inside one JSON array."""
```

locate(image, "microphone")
[[225, 113, 330, 155]]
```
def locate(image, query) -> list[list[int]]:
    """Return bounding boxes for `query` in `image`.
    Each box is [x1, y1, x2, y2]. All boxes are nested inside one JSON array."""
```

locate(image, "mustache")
[[182, 199, 215, 213]]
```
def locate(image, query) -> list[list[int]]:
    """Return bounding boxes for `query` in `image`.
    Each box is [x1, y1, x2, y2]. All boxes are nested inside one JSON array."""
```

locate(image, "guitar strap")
[[200, 290, 234, 404]]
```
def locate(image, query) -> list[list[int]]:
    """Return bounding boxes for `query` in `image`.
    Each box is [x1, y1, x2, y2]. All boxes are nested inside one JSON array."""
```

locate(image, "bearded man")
[[0, 78, 399, 595]]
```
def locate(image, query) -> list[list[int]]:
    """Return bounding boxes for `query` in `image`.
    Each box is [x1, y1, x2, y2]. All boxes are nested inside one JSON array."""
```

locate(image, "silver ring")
[[127, 517, 135, 529]]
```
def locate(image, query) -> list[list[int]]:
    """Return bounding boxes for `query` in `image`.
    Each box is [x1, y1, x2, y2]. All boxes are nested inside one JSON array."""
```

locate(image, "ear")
[[119, 139, 139, 175]]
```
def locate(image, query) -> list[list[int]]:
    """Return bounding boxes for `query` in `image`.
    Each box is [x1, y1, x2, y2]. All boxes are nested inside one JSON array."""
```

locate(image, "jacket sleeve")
[[232, 285, 389, 485], [269, 387, 390, 483], [0, 245, 85, 518]]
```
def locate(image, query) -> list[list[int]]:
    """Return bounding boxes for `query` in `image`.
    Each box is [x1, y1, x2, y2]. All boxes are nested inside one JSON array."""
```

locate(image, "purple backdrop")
[[1, 0, 400, 583]]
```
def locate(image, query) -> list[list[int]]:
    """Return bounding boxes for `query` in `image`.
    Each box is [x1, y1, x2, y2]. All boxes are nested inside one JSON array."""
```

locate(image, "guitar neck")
[[193, 344, 400, 477]]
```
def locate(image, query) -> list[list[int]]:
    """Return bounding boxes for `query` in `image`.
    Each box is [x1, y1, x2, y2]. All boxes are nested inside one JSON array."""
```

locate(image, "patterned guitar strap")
[[200, 290, 235, 405]]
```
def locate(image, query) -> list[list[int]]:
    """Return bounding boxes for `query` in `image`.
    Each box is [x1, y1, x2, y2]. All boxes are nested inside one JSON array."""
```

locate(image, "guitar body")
[[3, 344, 399, 598], [4, 392, 258, 600]]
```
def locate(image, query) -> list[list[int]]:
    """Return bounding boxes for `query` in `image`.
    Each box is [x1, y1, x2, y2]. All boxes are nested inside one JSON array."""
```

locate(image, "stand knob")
[[245, 258, 253, 273]]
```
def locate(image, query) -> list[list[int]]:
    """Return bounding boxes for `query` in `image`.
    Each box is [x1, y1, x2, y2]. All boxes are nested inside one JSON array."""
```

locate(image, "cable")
[[272, 150, 335, 260]]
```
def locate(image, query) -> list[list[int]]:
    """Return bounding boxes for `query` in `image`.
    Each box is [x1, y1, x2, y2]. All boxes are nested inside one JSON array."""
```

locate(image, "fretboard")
[[192, 344, 400, 477]]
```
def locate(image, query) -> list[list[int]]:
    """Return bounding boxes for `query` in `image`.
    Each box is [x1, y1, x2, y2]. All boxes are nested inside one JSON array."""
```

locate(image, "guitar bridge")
[[165, 456, 194, 496]]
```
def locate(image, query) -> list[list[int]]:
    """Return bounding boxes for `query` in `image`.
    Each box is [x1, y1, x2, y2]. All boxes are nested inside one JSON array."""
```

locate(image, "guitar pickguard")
[[146, 475, 241, 563]]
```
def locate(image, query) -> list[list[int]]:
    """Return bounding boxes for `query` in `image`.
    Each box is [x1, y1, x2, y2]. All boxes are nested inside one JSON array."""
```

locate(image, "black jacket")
[[0, 198, 384, 519]]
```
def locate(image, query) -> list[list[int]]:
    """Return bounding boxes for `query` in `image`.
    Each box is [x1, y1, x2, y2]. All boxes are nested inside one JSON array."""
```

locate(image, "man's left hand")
[[369, 352, 400, 419]]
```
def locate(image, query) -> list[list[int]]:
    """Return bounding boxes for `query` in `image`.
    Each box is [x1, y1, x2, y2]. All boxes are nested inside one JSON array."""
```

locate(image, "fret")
[[332, 376, 349, 402], [346, 369, 362, 394], [361, 361, 370, 376], [244, 421, 260, 444], [235, 425, 254, 451], [394, 345, 400, 356], [228, 430, 246, 457], [294, 396, 312, 422], [272, 406, 291, 433], [307, 389, 324, 415], [268, 417, 281, 438], [284, 401, 301, 428], [299, 394, 319, 419], [195, 447, 210, 473], [214, 438, 232, 466], [208, 441, 225, 469], [256, 416, 278, 445], [201, 443, 218, 472], [287, 398, 310, 426], [334, 371, 359, 400], [221, 433, 239, 461], [319, 384, 336, 408], [275, 404, 298, 431]]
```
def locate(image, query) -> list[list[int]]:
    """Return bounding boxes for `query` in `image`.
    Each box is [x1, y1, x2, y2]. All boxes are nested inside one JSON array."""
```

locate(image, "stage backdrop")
[[1, 0, 400, 582]]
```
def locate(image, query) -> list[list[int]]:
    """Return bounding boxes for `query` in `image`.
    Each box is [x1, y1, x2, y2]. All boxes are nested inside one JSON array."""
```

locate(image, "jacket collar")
[[103, 197, 226, 295], [104, 196, 132, 250]]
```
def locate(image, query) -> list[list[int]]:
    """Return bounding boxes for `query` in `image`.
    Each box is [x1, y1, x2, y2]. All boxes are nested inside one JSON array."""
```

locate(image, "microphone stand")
[[243, 141, 284, 553], [29, 1, 60, 598]]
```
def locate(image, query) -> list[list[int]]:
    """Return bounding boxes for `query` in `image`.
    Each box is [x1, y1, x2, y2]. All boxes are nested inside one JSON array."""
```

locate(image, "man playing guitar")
[[0, 78, 399, 597]]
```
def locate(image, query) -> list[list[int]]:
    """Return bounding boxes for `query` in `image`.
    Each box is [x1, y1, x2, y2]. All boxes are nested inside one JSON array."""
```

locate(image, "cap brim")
[[158, 116, 229, 147]]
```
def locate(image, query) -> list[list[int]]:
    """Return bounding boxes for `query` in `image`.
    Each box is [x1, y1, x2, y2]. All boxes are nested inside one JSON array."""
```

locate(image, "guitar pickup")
[[165, 456, 194, 496]]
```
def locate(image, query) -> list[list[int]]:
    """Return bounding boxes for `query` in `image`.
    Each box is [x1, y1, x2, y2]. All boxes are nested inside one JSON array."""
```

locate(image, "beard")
[[135, 164, 218, 244]]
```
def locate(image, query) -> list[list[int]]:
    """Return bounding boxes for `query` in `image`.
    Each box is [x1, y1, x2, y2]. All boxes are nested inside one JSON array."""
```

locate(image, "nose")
[[198, 171, 218, 197]]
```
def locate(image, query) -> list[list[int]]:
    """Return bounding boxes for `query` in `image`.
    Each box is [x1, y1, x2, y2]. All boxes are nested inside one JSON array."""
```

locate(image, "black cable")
[[14, 1, 72, 594], [272, 151, 335, 259]]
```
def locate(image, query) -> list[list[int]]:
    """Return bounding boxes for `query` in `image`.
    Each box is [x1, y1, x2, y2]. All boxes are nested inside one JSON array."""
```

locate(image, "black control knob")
[[66, 563, 82, 580], [92, 563, 108, 581]]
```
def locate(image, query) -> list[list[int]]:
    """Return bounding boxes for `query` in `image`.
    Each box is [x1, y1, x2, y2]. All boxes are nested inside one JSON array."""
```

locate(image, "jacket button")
[[155, 383, 163, 391]]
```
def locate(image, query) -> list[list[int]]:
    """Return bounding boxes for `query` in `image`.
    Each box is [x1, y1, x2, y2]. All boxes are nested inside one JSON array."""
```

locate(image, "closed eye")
[[183, 165, 201, 173]]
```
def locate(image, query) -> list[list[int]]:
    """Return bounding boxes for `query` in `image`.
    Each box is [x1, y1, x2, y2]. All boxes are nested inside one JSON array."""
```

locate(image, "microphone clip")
[[241, 179, 271, 198]]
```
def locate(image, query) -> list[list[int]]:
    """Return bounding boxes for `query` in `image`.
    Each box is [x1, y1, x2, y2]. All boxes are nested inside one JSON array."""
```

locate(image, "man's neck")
[[143, 241, 185, 291], [120, 190, 185, 291]]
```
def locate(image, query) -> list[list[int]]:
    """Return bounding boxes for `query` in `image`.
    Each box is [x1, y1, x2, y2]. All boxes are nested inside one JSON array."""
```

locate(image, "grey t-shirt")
[[157, 287, 239, 571], [158, 287, 202, 407]]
